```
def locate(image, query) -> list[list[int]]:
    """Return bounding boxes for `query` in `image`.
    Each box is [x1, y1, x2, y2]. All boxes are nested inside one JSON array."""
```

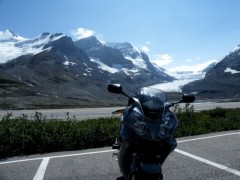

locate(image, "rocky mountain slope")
[[75, 36, 174, 83], [182, 45, 240, 98], [0, 30, 174, 109]]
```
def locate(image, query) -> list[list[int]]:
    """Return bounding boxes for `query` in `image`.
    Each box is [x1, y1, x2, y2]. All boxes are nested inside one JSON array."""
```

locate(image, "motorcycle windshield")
[[123, 87, 177, 140], [133, 87, 167, 121]]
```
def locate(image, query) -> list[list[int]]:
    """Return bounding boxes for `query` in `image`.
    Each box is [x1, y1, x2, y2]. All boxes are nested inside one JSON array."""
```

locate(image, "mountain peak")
[[0, 29, 26, 41], [79, 36, 101, 44], [0, 31, 66, 63], [107, 42, 141, 54], [74, 35, 104, 51], [230, 45, 240, 53], [39, 32, 51, 39]]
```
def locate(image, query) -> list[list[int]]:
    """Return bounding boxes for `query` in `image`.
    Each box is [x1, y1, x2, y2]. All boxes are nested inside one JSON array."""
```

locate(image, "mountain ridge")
[[1, 30, 240, 109], [182, 45, 240, 98], [0, 30, 174, 109]]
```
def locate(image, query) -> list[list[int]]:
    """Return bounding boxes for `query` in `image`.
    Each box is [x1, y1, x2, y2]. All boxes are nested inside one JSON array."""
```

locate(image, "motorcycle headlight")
[[158, 116, 173, 138], [133, 112, 148, 136], [134, 120, 148, 136]]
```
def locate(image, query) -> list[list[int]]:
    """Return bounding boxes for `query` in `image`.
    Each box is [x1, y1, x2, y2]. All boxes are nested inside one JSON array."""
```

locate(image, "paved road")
[[1, 102, 240, 120], [1, 130, 240, 180], [0, 107, 122, 120]]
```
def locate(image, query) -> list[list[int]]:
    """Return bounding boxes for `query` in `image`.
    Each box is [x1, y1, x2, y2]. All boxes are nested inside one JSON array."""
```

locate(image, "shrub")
[[0, 113, 120, 159], [207, 107, 227, 118], [174, 106, 240, 137], [1, 107, 240, 159]]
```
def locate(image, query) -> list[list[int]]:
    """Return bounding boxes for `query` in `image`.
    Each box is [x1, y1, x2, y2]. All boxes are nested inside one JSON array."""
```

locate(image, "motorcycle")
[[108, 84, 195, 180]]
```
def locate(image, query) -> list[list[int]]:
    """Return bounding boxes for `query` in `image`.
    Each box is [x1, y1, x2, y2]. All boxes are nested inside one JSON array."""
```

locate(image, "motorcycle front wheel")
[[129, 154, 163, 180], [131, 171, 163, 180]]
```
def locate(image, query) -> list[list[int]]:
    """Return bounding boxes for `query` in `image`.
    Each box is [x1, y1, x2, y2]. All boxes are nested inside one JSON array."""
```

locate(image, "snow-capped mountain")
[[0, 30, 65, 64], [107, 42, 155, 71], [0, 29, 26, 42], [75, 36, 174, 83], [0, 30, 174, 109], [182, 45, 240, 98], [149, 60, 218, 92]]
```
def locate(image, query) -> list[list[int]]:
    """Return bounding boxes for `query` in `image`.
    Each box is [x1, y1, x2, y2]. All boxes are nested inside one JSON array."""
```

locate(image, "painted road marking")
[[31, 150, 116, 180], [0, 150, 116, 180], [175, 132, 240, 177], [0, 149, 116, 165], [0, 131, 239, 180], [33, 157, 50, 180], [0, 157, 44, 165], [0, 132, 239, 165], [0, 132, 240, 165], [175, 149, 240, 177], [177, 132, 240, 143]]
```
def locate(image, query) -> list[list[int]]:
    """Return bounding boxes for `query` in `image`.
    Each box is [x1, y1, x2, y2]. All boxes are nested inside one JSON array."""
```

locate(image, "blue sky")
[[1, 0, 240, 71]]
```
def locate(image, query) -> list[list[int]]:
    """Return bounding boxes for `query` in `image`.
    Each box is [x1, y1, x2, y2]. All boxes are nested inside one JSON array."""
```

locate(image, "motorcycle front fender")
[[138, 162, 162, 174]]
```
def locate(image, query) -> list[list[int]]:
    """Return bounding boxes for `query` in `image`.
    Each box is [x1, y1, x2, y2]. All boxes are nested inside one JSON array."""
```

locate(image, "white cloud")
[[185, 58, 193, 62], [151, 54, 173, 66], [185, 57, 201, 62], [70, 27, 94, 40], [167, 59, 218, 73], [141, 46, 150, 52]]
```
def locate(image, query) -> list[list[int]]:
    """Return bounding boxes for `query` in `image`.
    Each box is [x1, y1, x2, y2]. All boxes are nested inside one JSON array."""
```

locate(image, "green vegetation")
[[174, 104, 240, 137], [1, 106, 240, 159], [0, 113, 120, 159]]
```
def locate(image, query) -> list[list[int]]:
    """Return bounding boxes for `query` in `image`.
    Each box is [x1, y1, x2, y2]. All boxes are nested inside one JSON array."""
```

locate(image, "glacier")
[[0, 30, 65, 63]]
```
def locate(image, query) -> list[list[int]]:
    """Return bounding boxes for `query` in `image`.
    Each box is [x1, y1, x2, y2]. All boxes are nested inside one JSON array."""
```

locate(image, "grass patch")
[[1, 106, 240, 159]]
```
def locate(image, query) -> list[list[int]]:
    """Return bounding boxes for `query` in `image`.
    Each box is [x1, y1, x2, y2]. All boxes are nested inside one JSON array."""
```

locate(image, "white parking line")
[[177, 132, 240, 143], [175, 132, 240, 177], [175, 149, 240, 177], [31, 150, 116, 180], [33, 157, 50, 180], [0, 149, 116, 165], [0, 157, 44, 165], [41, 149, 116, 160], [0, 131, 239, 180], [1, 132, 239, 166]]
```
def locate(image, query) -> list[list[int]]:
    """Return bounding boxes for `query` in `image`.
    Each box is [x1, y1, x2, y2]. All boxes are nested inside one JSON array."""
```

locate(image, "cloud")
[[151, 54, 173, 66], [185, 58, 193, 62], [70, 27, 94, 40], [167, 59, 218, 73], [141, 46, 150, 52], [185, 56, 201, 62]]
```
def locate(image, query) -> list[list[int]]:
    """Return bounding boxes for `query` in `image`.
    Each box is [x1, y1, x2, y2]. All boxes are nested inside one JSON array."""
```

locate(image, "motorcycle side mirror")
[[181, 94, 195, 103], [108, 84, 123, 94], [108, 84, 131, 99]]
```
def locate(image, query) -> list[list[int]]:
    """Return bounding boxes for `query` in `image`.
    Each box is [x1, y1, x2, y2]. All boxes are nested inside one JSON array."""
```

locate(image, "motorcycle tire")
[[132, 171, 163, 180]]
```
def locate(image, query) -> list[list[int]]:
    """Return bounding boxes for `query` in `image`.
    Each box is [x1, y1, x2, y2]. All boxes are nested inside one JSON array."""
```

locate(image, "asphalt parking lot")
[[1, 130, 240, 180]]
